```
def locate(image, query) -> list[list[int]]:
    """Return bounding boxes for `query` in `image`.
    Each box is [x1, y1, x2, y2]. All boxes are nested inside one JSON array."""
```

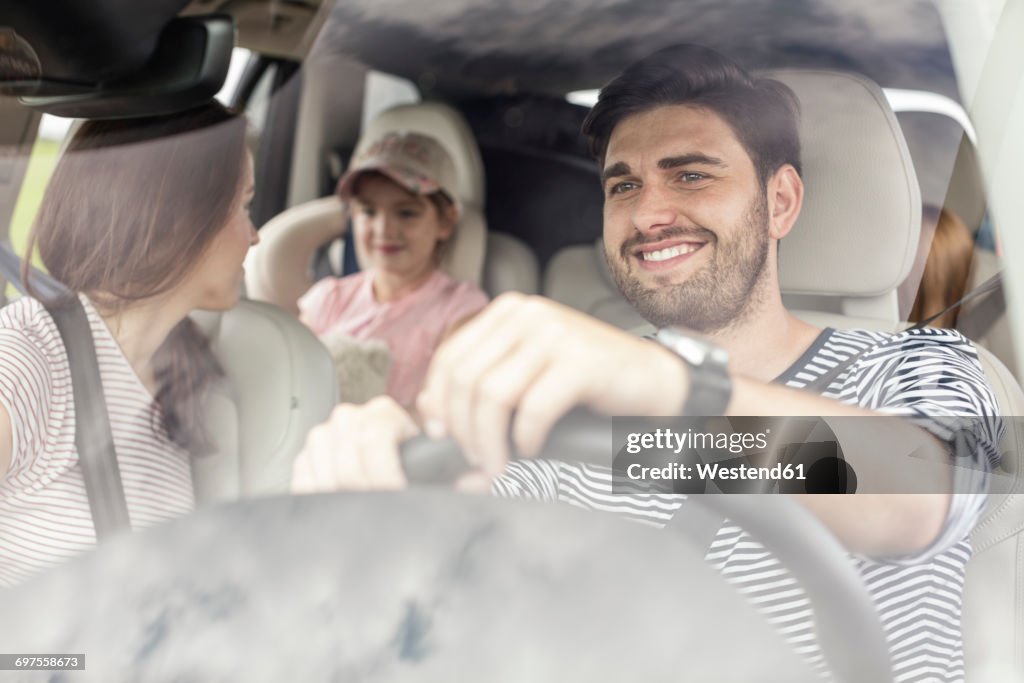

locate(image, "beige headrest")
[[769, 70, 921, 299]]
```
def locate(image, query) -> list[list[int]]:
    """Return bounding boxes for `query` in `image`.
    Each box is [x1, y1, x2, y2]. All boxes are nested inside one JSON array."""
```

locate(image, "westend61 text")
[[626, 461, 806, 482]]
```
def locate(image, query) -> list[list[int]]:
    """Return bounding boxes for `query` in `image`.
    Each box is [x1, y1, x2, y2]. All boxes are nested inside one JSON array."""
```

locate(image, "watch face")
[[709, 347, 730, 365], [657, 328, 717, 366], [675, 338, 707, 366]]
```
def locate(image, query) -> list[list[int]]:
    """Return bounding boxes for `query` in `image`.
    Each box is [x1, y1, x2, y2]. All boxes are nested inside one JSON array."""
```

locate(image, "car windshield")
[[0, 1, 1022, 682]]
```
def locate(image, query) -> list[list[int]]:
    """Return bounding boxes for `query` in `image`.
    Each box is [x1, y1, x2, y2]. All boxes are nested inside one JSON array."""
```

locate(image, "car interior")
[[242, 46, 1024, 681], [1, 0, 1023, 680]]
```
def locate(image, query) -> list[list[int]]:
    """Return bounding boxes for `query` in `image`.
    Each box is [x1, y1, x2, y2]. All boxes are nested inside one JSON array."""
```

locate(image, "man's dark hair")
[[582, 44, 802, 186]]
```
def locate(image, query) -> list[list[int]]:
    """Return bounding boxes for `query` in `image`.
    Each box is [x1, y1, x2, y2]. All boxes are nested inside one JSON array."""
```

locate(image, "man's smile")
[[632, 238, 708, 271]]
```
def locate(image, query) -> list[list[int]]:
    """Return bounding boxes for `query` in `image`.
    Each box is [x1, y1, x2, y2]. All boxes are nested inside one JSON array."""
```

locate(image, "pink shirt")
[[299, 270, 489, 406]]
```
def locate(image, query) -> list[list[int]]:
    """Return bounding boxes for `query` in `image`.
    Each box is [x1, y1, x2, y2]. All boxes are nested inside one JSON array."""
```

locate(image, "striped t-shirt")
[[493, 327, 1002, 683], [0, 295, 195, 587]]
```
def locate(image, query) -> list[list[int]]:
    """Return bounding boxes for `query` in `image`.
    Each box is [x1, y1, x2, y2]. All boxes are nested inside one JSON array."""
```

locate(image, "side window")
[[361, 70, 420, 131], [893, 97, 1017, 380], [216, 48, 254, 105], [7, 114, 75, 279], [243, 61, 275, 142], [323, 70, 420, 194], [215, 47, 273, 163]]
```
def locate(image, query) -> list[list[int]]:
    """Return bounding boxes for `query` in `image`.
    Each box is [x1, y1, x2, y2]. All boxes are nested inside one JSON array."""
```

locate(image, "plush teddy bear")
[[318, 329, 393, 405]]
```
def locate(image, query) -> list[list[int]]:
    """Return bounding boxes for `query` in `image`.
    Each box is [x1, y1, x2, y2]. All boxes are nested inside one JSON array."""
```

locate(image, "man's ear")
[[766, 164, 803, 240]]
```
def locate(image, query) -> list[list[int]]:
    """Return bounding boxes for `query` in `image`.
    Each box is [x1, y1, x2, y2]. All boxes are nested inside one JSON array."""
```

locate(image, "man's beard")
[[606, 192, 771, 333]]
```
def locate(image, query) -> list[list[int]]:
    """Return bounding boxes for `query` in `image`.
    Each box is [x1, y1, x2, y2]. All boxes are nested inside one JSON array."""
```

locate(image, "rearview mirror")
[[1, 15, 234, 119]]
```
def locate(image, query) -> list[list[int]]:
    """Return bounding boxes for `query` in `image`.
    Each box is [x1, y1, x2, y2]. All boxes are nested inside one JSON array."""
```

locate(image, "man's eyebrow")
[[601, 161, 631, 185], [658, 154, 726, 170]]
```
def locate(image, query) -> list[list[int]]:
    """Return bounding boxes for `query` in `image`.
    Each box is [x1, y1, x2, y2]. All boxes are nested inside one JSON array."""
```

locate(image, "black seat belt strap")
[[957, 274, 1005, 340], [0, 241, 65, 300], [44, 296, 131, 540]]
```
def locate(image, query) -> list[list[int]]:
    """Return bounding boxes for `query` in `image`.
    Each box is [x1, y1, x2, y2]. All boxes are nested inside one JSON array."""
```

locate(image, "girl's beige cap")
[[336, 131, 461, 214]]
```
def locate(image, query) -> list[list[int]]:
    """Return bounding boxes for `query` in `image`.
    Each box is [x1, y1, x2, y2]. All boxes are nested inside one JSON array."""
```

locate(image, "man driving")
[[293, 44, 1000, 682]]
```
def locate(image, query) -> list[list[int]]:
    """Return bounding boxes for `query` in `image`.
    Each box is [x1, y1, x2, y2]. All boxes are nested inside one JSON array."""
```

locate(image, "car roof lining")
[[181, 0, 333, 62], [315, 0, 960, 102]]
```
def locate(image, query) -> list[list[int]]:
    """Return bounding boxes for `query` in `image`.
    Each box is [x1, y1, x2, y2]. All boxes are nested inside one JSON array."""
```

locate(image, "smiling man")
[[294, 45, 1001, 682], [601, 117, 779, 335]]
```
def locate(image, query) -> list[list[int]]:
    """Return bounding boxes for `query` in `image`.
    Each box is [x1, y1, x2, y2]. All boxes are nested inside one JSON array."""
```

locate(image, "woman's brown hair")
[[24, 102, 248, 455], [909, 206, 975, 329]]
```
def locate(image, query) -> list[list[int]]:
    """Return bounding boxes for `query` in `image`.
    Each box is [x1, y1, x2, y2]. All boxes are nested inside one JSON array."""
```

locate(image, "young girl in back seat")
[[298, 131, 489, 407]]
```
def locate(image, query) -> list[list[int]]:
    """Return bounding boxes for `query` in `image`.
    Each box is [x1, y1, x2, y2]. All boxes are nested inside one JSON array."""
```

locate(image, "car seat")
[[189, 301, 337, 503], [245, 102, 540, 315], [542, 69, 1024, 681]]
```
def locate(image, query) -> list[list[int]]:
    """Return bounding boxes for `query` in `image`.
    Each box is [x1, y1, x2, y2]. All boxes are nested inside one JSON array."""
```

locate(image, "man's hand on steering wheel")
[[416, 293, 688, 479]]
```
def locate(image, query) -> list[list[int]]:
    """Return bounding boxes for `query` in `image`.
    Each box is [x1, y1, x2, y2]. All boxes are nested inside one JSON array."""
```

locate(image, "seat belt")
[[957, 273, 1005, 340], [804, 272, 1004, 394], [43, 296, 131, 540], [1, 243, 130, 539], [0, 242, 65, 301]]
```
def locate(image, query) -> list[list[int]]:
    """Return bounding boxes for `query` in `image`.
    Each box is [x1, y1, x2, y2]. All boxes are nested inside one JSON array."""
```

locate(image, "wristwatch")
[[654, 327, 732, 416]]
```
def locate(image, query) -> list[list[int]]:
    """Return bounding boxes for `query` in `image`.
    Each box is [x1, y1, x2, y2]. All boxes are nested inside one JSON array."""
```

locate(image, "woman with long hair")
[[0, 102, 258, 586], [905, 205, 975, 328]]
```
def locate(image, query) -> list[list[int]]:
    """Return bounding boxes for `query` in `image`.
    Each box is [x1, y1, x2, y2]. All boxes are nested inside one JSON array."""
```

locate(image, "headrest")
[[768, 70, 921, 300], [350, 101, 486, 284]]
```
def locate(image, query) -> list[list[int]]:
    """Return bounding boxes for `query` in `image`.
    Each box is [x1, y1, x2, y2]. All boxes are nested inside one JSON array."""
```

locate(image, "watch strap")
[[683, 358, 733, 416]]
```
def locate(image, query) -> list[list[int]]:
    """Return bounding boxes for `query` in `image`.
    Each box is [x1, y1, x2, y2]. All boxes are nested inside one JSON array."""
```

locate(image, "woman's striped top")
[[0, 295, 195, 587]]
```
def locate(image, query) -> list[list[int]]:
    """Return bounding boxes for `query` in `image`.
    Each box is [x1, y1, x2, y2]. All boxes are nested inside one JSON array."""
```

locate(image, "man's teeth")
[[641, 244, 702, 262]]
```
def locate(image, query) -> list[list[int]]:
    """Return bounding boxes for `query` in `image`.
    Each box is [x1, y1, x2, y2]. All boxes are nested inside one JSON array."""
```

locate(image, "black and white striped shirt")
[[493, 327, 1002, 683]]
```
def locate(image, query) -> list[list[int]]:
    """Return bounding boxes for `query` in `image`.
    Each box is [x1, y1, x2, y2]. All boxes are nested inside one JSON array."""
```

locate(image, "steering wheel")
[[400, 408, 894, 683]]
